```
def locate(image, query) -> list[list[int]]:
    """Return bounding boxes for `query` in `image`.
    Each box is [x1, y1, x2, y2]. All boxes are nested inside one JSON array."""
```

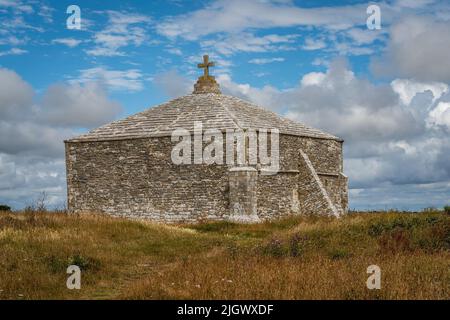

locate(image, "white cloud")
[[302, 37, 326, 50], [201, 33, 298, 56], [166, 47, 183, 56], [0, 47, 27, 57], [71, 67, 145, 92], [0, 0, 33, 13], [0, 68, 121, 149], [371, 15, 450, 82], [300, 72, 326, 86], [0, 12, 43, 33], [217, 73, 281, 108], [249, 57, 284, 65], [157, 0, 368, 40], [0, 121, 73, 157], [52, 38, 83, 48], [311, 57, 329, 66], [344, 28, 383, 45], [0, 67, 33, 120], [86, 11, 151, 56], [0, 68, 123, 209], [39, 82, 122, 128], [153, 70, 194, 98], [332, 42, 374, 56], [0, 35, 26, 46], [395, 0, 435, 9], [428, 102, 450, 130], [38, 4, 54, 23], [391, 79, 448, 105], [0, 153, 67, 209]]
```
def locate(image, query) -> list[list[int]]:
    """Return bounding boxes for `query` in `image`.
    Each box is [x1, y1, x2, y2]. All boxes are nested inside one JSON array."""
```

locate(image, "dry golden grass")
[[0, 210, 448, 300]]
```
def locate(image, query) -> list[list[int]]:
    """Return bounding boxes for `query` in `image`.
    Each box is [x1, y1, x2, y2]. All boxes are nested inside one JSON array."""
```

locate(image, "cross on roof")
[[197, 55, 215, 78]]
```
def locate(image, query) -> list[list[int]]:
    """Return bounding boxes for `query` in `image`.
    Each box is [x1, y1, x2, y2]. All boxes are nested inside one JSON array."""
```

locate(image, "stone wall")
[[277, 134, 346, 214], [279, 134, 342, 173], [65, 133, 347, 222], [257, 172, 300, 219], [66, 137, 229, 223]]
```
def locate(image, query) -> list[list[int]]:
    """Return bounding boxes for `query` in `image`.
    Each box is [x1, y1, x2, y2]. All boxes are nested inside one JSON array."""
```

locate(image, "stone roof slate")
[[66, 93, 341, 142]]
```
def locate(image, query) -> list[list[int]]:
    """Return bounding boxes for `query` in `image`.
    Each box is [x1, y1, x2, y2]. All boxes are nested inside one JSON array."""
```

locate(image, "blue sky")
[[1, 0, 450, 210]]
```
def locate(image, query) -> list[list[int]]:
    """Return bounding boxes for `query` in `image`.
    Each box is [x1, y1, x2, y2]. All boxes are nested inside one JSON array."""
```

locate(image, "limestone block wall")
[[65, 137, 229, 223], [257, 173, 300, 219], [65, 133, 347, 222], [319, 173, 348, 214], [279, 134, 343, 173], [278, 134, 346, 214]]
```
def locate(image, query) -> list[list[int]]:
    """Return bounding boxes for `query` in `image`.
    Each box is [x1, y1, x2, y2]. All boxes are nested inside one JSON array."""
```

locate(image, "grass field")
[[0, 210, 448, 300]]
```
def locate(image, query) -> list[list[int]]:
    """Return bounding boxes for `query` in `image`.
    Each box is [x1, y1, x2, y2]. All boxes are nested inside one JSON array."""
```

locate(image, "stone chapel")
[[65, 55, 348, 223]]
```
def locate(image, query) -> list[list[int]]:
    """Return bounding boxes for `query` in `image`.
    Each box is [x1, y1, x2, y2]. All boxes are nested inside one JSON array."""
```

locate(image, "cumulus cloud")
[[0, 68, 122, 209], [428, 102, 450, 130], [300, 72, 326, 86], [153, 70, 194, 98], [0, 68, 34, 120], [0, 154, 66, 209], [391, 79, 448, 105], [247, 60, 450, 192], [0, 121, 72, 157], [39, 82, 122, 128], [371, 15, 450, 82]]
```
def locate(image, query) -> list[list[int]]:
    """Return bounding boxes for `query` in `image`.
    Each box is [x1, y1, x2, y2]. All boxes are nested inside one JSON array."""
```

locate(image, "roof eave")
[[64, 132, 344, 144]]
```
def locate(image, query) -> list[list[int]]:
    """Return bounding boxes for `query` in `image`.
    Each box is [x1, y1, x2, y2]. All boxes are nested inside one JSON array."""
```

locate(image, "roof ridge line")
[[218, 97, 244, 130], [164, 96, 197, 132]]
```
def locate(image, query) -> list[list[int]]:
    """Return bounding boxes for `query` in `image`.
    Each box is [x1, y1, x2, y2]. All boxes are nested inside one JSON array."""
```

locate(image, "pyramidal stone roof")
[[67, 56, 341, 143]]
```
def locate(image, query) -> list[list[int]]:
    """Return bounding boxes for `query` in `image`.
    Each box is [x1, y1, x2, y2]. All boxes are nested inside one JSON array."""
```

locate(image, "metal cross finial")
[[197, 55, 215, 77]]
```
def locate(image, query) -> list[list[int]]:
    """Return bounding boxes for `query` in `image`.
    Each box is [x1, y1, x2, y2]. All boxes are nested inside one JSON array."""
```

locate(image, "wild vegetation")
[[0, 208, 448, 300]]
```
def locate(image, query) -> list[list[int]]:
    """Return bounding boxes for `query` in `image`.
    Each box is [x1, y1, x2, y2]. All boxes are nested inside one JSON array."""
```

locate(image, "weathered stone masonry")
[[65, 56, 348, 223], [65, 132, 347, 223]]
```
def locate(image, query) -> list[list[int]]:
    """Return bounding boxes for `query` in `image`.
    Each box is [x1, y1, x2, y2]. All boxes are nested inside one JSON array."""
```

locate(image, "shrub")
[[444, 206, 450, 215], [368, 216, 428, 237], [262, 238, 285, 257], [378, 228, 412, 253], [45, 254, 101, 273], [0, 204, 11, 211], [415, 224, 450, 251], [288, 233, 309, 257], [45, 255, 68, 273], [68, 254, 101, 271], [0, 216, 25, 229]]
